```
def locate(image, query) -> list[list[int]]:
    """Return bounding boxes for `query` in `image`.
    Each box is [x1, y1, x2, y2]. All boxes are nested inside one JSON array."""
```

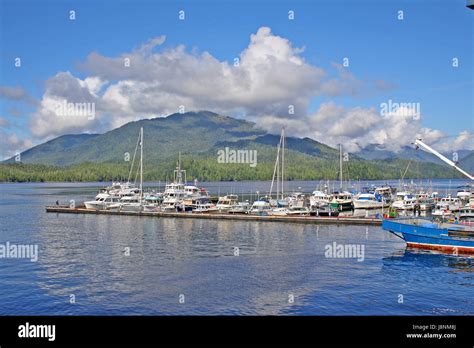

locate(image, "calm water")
[[0, 180, 473, 315]]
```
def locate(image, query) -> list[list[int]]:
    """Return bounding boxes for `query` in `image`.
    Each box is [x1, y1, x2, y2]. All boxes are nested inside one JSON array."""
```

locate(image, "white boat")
[[437, 196, 462, 212], [228, 201, 250, 214], [391, 192, 416, 210], [114, 196, 143, 212], [249, 200, 272, 215], [84, 193, 121, 210], [268, 207, 290, 216], [161, 156, 187, 212], [310, 190, 331, 209], [286, 192, 306, 208], [216, 194, 239, 212], [192, 198, 217, 213], [353, 193, 388, 209], [459, 206, 474, 224], [287, 206, 310, 216], [456, 185, 472, 201]]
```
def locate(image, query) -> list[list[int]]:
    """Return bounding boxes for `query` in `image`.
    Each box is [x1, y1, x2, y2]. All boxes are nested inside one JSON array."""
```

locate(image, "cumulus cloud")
[[0, 130, 33, 160], [0, 86, 36, 105], [20, 26, 472, 153]]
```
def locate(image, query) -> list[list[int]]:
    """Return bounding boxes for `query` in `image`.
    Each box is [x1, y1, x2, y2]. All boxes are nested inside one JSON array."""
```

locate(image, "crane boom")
[[414, 138, 474, 181]]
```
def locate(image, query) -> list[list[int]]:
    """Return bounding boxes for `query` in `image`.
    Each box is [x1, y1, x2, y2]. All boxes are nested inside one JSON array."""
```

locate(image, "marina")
[[2, 179, 473, 316], [45, 205, 383, 225]]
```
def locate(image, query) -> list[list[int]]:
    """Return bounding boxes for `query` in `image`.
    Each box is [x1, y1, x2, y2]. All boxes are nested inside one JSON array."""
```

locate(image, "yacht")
[[161, 155, 188, 212], [391, 192, 416, 210], [84, 193, 121, 210], [249, 200, 272, 215], [353, 193, 388, 209], [216, 194, 239, 212], [228, 201, 250, 214]]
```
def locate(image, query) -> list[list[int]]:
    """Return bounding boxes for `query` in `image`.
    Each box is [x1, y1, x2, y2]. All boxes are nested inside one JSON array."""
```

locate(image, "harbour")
[[1, 179, 473, 316], [45, 205, 383, 225]]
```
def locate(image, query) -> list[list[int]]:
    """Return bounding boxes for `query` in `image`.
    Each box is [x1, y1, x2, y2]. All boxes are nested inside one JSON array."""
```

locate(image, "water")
[[0, 180, 473, 315]]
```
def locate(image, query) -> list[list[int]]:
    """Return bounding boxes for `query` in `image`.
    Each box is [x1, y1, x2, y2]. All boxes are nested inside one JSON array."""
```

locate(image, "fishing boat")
[[381, 138, 474, 254], [309, 190, 331, 209], [382, 218, 474, 254], [330, 191, 353, 211]]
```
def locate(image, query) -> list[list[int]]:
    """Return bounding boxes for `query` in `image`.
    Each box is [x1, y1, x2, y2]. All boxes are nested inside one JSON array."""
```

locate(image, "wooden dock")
[[45, 206, 382, 226]]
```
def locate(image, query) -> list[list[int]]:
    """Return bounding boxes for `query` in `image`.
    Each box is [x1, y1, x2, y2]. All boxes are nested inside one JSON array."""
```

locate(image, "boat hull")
[[382, 218, 474, 254]]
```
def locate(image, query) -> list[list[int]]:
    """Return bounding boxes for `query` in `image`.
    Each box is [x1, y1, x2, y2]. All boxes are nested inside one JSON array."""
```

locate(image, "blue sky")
[[0, 0, 472, 158]]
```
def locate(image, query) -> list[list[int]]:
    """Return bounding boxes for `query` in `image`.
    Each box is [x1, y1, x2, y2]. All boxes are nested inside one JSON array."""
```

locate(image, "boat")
[[268, 207, 290, 216], [309, 190, 331, 209], [330, 191, 353, 211], [391, 192, 416, 210], [436, 196, 461, 212], [113, 195, 143, 212], [228, 201, 250, 214], [287, 206, 310, 216], [249, 200, 272, 216], [382, 218, 474, 254], [353, 193, 389, 210], [458, 206, 474, 224], [191, 197, 217, 213], [161, 155, 187, 212], [310, 203, 339, 216], [456, 184, 472, 202], [268, 128, 288, 208], [216, 194, 239, 212], [286, 192, 306, 208], [142, 193, 164, 212], [84, 193, 121, 210]]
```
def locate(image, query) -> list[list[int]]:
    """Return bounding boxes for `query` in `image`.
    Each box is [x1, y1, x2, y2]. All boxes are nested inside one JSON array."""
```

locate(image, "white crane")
[[413, 138, 473, 181]]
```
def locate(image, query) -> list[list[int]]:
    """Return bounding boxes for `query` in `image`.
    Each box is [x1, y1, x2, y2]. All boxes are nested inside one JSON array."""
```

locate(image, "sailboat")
[[110, 127, 145, 212], [268, 128, 287, 208], [84, 128, 143, 210], [329, 144, 353, 211]]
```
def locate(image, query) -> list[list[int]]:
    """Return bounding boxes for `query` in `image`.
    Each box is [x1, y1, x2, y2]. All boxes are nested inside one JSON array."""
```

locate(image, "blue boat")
[[382, 218, 474, 254]]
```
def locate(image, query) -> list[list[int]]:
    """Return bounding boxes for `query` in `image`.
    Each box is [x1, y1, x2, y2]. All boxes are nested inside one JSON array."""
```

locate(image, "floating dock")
[[45, 206, 382, 226]]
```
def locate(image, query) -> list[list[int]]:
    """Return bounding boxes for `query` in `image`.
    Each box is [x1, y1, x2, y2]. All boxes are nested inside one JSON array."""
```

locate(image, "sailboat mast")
[[281, 128, 285, 200], [140, 127, 143, 203], [339, 143, 343, 190]]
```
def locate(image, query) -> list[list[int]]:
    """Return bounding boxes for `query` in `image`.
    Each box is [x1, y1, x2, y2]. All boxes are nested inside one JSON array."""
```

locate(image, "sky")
[[0, 0, 473, 159]]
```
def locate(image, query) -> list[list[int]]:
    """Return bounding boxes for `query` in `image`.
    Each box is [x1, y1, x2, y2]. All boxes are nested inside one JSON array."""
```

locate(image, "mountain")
[[1, 111, 470, 181], [358, 144, 474, 171]]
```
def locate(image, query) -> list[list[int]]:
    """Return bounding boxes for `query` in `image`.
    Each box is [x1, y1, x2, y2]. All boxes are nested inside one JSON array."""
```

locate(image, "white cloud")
[[21, 27, 472, 154]]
